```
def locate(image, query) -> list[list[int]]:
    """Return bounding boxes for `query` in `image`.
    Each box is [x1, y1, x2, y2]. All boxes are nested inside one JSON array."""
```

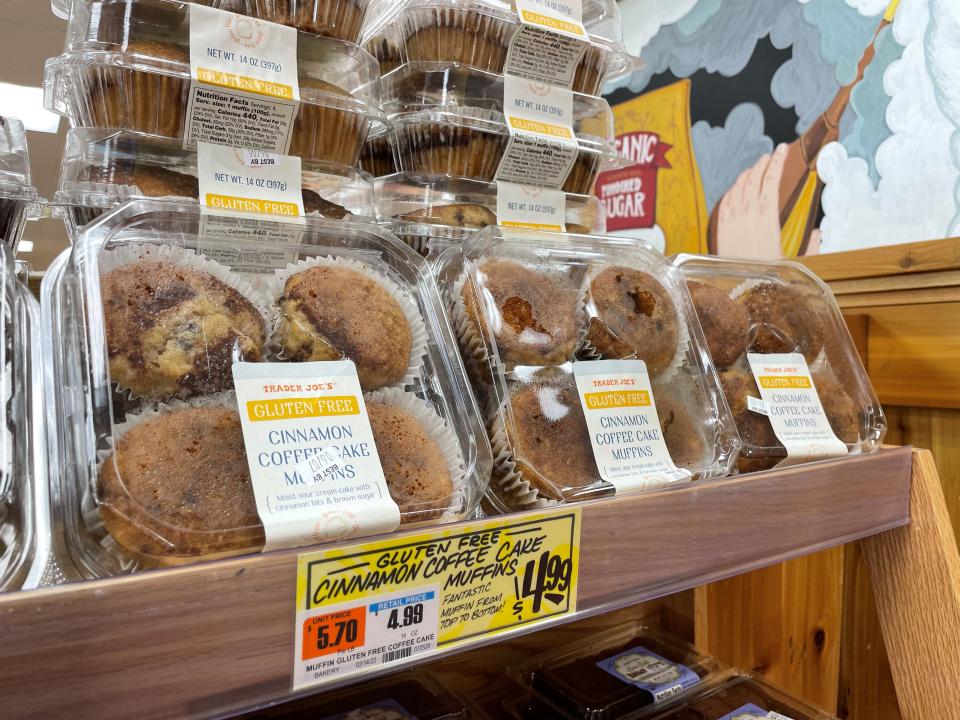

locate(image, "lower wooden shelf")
[[0, 448, 912, 720]]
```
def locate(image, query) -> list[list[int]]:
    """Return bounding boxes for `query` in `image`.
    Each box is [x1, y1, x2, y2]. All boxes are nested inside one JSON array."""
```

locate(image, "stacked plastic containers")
[[360, 0, 636, 256], [436, 227, 740, 511], [41, 0, 493, 578], [0, 119, 48, 592]]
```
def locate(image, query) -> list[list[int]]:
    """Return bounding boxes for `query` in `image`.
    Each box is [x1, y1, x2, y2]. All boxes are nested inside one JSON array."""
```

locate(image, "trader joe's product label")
[[187, 4, 300, 152], [496, 75, 578, 189], [496, 181, 567, 231], [596, 646, 701, 703], [574, 359, 692, 494], [746, 353, 848, 466], [232, 360, 399, 552], [506, 0, 587, 87], [293, 509, 580, 690]]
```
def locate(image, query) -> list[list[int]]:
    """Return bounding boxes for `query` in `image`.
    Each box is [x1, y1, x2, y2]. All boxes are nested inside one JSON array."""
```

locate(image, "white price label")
[[496, 181, 567, 231], [186, 4, 300, 152], [746, 353, 848, 467], [495, 75, 578, 189], [232, 360, 400, 552], [573, 360, 692, 494]]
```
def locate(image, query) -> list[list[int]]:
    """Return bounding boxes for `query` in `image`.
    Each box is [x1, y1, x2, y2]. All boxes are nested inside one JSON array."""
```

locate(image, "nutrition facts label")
[[186, 5, 300, 152]]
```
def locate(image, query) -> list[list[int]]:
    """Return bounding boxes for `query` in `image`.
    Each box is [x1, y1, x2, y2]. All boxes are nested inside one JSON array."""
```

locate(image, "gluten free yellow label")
[[520, 9, 586, 36], [296, 509, 580, 648], [758, 375, 813, 389], [196, 67, 295, 99], [205, 193, 300, 216], [583, 390, 651, 410], [502, 220, 565, 231], [247, 395, 359, 422], [508, 117, 575, 139]]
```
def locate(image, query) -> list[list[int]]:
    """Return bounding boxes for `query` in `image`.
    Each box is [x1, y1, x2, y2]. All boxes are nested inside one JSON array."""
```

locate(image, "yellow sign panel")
[[293, 509, 581, 689], [197, 67, 295, 99], [758, 375, 813, 389], [246, 395, 359, 422], [583, 390, 651, 410], [205, 193, 300, 216]]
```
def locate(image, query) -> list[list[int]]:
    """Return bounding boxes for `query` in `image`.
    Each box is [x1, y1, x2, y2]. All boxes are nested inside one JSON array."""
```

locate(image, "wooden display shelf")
[[0, 449, 912, 720]]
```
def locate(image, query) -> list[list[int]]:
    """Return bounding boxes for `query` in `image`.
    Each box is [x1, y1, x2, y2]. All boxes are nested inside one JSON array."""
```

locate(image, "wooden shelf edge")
[[0, 448, 913, 720]]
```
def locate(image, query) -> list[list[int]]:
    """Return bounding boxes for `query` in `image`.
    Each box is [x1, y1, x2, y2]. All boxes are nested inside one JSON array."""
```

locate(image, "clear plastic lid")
[[0, 117, 41, 251], [238, 672, 469, 718], [381, 62, 615, 142], [673, 254, 886, 473], [53, 0, 374, 42], [50, 200, 491, 577], [391, 108, 616, 195], [360, 0, 636, 95], [56, 128, 375, 230], [648, 670, 838, 720], [435, 227, 739, 511], [0, 243, 37, 591], [510, 622, 727, 719], [360, 118, 397, 178], [45, 0, 383, 163]]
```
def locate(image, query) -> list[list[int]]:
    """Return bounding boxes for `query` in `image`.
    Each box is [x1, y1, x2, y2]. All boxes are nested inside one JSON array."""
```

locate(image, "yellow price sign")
[[293, 509, 581, 690]]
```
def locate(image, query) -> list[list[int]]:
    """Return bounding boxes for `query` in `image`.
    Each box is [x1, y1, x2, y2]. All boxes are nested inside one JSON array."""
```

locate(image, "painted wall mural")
[[600, 0, 960, 257]]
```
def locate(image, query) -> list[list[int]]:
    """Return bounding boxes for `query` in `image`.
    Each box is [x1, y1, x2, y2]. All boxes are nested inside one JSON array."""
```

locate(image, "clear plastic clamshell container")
[[381, 62, 615, 142], [435, 227, 739, 511], [237, 671, 469, 718], [509, 623, 726, 719], [53, 0, 374, 42], [0, 117, 41, 252], [376, 172, 605, 256], [361, 0, 635, 95], [1, 249, 47, 591], [56, 128, 375, 231], [47, 200, 491, 577], [648, 670, 838, 720], [359, 118, 397, 178], [673, 255, 886, 474], [391, 108, 615, 195], [45, 0, 383, 165]]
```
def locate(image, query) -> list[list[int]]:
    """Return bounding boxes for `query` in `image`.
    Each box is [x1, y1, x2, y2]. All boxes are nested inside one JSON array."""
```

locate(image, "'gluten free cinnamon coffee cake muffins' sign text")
[[746, 353, 848, 467], [187, 5, 300, 153], [506, 0, 588, 87], [232, 361, 400, 551], [574, 360, 692, 494], [496, 76, 578, 189]]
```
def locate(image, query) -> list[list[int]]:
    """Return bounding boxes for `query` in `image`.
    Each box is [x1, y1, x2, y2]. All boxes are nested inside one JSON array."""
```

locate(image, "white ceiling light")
[[17, 240, 34, 253], [0, 84, 60, 134]]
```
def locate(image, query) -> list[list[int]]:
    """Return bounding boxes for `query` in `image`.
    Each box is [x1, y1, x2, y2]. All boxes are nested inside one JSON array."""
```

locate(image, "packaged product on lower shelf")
[[375, 173, 605, 256], [46, 201, 491, 577], [648, 671, 838, 720], [673, 255, 886, 473], [56, 129, 376, 232], [235, 672, 470, 718], [435, 227, 739, 511], [508, 623, 726, 719], [45, 0, 384, 164], [0, 251, 48, 591]]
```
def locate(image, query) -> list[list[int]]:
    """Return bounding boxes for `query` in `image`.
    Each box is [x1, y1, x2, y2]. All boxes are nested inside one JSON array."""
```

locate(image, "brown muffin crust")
[[98, 406, 264, 564], [658, 395, 706, 472], [400, 203, 496, 229], [718, 368, 779, 451], [586, 266, 680, 375], [368, 402, 453, 523], [739, 281, 825, 363], [813, 370, 860, 444], [686, 280, 750, 368], [278, 265, 413, 391], [566, 223, 591, 234], [102, 260, 265, 399], [250, 0, 367, 41], [506, 376, 606, 502], [463, 259, 580, 366]]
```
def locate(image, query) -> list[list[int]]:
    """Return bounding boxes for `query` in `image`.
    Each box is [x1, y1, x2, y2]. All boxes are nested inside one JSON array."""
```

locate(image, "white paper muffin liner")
[[578, 259, 690, 382], [448, 268, 499, 386], [268, 254, 430, 389], [486, 392, 559, 512], [97, 243, 275, 402], [728, 276, 829, 370], [365, 386, 468, 523], [87, 392, 244, 572]]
